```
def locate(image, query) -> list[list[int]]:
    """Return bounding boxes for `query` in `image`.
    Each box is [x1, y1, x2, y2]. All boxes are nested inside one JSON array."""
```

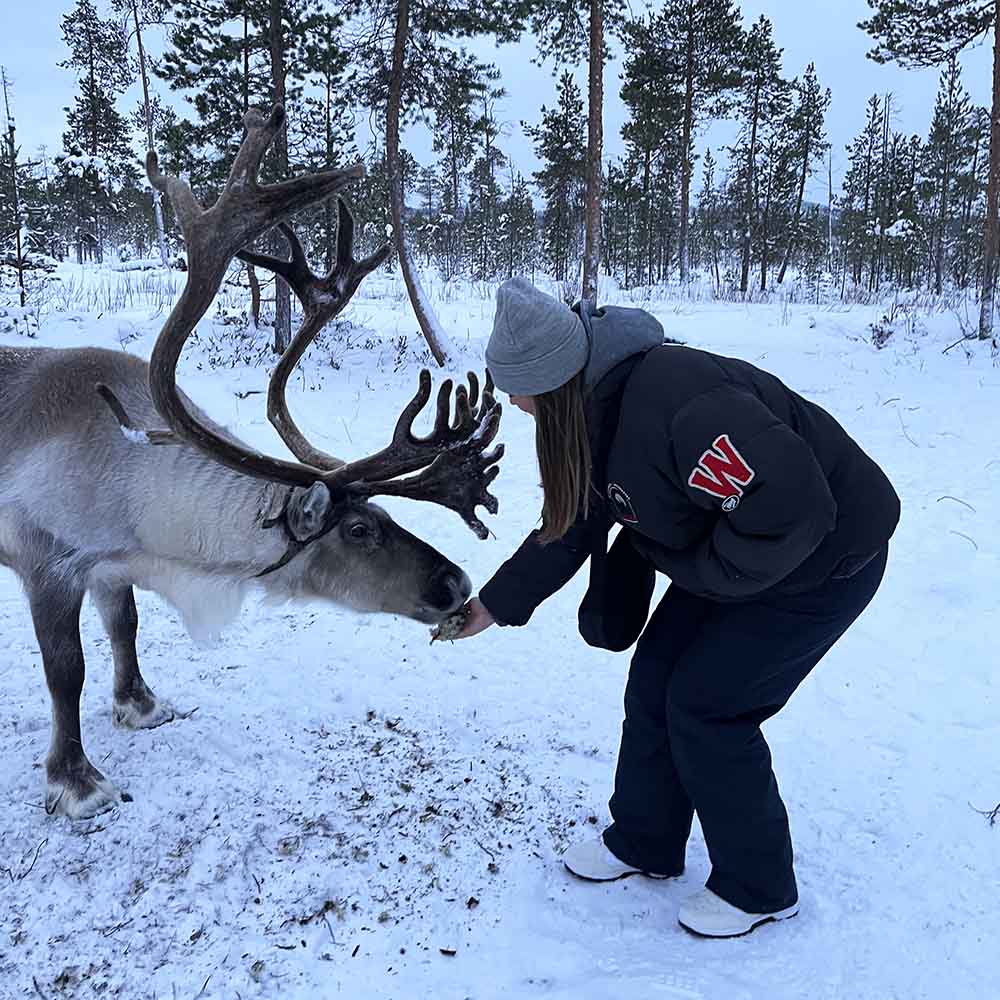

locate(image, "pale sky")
[[0, 0, 993, 202]]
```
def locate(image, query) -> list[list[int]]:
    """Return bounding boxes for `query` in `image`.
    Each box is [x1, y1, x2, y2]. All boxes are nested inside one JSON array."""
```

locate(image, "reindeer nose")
[[426, 566, 472, 613]]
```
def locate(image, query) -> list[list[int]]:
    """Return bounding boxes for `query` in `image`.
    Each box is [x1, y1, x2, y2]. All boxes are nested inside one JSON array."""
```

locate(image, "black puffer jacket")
[[479, 342, 900, 626]]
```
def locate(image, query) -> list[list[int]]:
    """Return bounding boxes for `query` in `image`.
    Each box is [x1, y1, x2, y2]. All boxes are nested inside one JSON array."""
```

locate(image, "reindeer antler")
[[101, 106, 504, 541], [233, 194, 503, 537], [352, 370, 503, 539], [237, 200, 392, 470], [143, 106, 362, 486]]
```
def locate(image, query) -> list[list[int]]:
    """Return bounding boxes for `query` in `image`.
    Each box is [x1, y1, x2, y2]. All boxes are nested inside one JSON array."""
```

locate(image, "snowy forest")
[[2, 0, 999, 349], [1, 2, 999, 999]]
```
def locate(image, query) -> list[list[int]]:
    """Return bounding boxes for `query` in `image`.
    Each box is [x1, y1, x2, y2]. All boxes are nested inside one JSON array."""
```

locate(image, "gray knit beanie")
[[485, 277, 589, 396]]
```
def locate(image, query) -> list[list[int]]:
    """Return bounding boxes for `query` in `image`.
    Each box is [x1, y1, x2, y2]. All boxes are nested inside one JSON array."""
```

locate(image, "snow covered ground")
[[1, 265, 998, 999]]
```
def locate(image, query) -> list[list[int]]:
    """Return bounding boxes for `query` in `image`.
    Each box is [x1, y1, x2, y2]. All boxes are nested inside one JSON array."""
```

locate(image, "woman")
[[456, 276, 900, 938]]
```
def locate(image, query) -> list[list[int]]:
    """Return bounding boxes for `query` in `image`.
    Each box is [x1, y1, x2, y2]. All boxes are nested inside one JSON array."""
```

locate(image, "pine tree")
[[923, 57, 974, 294], [26, 146, 59, 261], [2, 149, 55, 268], [797, 205, 830, 295], [619, 12, 683, 287], [876, 131, 924, 290], [430, 57, 485, 279], [59, 0, 136, 263], [659, 0, 743, 282], [651, 149, 682, 283], [1, 69, 29, 307], [497, 171, 538, 279], [691, 149, 722, 288], [527, 1, 630, 301], [861, 0, 1000, 335], [952, 106, 991, 288], [601, 160, 625, 281], [730, 15, 785, 294], [158, 0, 340, 347], [353, 0, 541, 364], [776, 64, 831, 284], [466, 82, 506, 279], [60, 0, 132, 165], [157, 0, 268, 320], [840, 95, 884, 290], [756, 85, 796, 291], [871, 125, 920, 289], [408, 164, 439, 267], [523, 71, 586, 285], [298, 9, 357, 272], [583, 0, 603, 299], [113, 0, 170, 265], [353, 141, 392, 260], [602, 158, 644, 285], [157, 0, 273, 191]]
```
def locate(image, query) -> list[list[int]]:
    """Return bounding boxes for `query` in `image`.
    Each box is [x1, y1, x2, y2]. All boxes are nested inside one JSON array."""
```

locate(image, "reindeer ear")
[[285, 482, 333, 541]]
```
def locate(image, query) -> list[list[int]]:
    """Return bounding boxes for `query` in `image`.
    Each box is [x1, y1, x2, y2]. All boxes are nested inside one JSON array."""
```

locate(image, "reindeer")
[[0, 107, 503, 820]]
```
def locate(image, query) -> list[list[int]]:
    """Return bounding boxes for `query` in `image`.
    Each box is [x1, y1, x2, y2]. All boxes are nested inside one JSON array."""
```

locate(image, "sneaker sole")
[[563, 862, 677, 883], [678, 903, 799, 939]]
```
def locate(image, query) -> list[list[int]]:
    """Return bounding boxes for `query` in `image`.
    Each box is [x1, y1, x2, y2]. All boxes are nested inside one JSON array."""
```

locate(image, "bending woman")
[[456, 277, 900, 938]]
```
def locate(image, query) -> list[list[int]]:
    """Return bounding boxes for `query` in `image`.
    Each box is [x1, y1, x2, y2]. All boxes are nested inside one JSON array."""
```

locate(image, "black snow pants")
[[602, 545, 889, 915]]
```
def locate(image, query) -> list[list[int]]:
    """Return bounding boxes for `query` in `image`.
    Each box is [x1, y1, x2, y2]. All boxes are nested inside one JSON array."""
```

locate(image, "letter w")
[[688, 435, 756, 500]]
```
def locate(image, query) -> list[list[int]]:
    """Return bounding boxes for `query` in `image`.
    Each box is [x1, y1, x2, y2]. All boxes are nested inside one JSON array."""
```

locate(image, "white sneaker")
[[562, 838, 675, 882], [678, 887, 799, 938]]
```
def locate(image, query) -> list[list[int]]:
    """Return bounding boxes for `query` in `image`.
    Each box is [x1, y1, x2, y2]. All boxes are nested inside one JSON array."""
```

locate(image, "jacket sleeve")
[[477, 500, 612, 626], [653, 386, 837, 599]]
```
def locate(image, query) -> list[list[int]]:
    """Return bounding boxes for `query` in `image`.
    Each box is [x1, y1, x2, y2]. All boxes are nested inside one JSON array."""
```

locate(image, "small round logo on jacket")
[[607, 483, 639, 524], [721, 495, 741, 513]]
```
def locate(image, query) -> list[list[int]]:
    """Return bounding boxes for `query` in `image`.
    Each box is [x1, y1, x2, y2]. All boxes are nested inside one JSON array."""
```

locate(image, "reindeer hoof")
[[45, 764, 122, 820], [113, 689, 177, 730]]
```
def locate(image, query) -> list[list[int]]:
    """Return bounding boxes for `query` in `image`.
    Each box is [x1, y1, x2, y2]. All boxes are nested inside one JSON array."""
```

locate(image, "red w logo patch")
[[688, 435, 755, 510]]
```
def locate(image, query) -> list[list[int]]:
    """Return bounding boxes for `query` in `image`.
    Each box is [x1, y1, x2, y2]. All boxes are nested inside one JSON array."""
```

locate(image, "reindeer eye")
[[349, 523, 369, 540]]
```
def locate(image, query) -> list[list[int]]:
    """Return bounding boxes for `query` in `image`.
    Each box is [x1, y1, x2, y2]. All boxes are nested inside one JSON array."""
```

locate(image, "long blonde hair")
[[535, 371, 592, 543]]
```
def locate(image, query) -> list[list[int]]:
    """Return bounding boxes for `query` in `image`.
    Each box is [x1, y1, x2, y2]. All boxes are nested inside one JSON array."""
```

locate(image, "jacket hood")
[[573, 300, 665, 392]]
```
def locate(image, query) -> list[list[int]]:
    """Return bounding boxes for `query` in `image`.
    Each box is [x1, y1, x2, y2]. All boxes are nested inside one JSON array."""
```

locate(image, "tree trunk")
[[450, 123, 460, 213], [777, 129, 810, 285], [85, 30, 104, 265], [624, 190, 631, 288], [131, 0, 168, 267], [269, 0, 292, 355], [87, 32, 98, 158], [642, 148, 652, 286], [247, 261, 262, 328], [242, 13, 250, 113], [482, 95, 492, 278], [959, 127, 982, 288], [447, 123, 460, 278], [980, 0, 1000, 338], [760, 156, 772, 292], [907, 143, 918, 287], [932, 84, 952, 297], [827, 151, 834, 276], [3, 107, 26, 308], [678, 15, 695, 283], [581, 0, 603, 302], [324, 70, 335, 272], [387, 0, 448, 366], [935, 151, 952, 296], [858, 111, 876, 286], [740, 82, 761, 294]]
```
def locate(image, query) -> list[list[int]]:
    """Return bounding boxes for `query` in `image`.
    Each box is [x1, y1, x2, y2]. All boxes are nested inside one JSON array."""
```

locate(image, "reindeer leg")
[[28, 576, 121, 819], [91, 584, 176, 730]]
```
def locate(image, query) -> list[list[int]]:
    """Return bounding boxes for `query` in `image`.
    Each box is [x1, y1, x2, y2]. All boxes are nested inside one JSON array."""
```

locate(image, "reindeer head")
[[280, 489, 470, 623], [99, 106, 502, 627], [245, 364, 501, 623]]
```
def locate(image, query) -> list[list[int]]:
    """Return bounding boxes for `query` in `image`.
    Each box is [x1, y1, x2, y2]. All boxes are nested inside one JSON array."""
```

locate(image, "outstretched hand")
[[453, 597, 495, 639]]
